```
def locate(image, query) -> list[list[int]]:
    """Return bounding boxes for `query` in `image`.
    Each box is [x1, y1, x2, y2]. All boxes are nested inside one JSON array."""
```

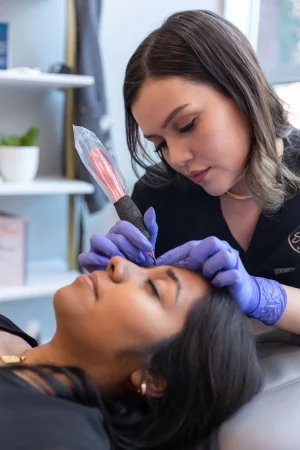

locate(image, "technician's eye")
[[154, 140, 167, 153]]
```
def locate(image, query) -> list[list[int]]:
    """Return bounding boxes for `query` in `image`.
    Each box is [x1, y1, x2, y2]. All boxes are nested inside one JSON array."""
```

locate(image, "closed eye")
[[147, 278, 160, 300], [154, 118, 196, 153], [154, 140, 167, 154], [179, 118, 196, 134]]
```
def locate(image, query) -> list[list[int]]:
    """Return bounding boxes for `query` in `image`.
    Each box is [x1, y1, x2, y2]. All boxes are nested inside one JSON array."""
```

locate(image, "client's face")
[[53, 257, 209, 385]]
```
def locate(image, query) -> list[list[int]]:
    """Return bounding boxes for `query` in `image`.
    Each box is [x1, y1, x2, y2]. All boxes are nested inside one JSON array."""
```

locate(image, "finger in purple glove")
[[110, 221, 153, 252], [201, 248, 239, 279], [156, 241, 200, 266], [144, 207, 158, 248], [108, 232, 145, 264], [90, 234, 125, 258], [78, 252, 110, 272], [188, 237, 231, 271], [212, 269, 240, 289]]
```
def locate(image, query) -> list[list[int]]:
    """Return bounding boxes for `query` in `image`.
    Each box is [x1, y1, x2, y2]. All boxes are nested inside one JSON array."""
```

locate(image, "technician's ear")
[[130, 369, 167, 398]]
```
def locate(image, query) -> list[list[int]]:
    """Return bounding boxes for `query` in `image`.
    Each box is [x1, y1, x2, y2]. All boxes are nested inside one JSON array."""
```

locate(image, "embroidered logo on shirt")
[[288, 230, 300, 254], [274, 267, 295, 275]]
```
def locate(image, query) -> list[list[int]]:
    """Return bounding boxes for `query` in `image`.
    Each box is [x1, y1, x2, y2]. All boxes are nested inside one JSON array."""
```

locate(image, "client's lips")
[[78, 274, 96, 295], [187, 168, 210, 184], [88, 273, 99, 298]]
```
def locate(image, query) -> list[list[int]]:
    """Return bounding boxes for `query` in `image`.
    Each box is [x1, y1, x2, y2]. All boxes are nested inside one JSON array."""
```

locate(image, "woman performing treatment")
[[0, 258, 261, 449], [79, 10, 300, 334]]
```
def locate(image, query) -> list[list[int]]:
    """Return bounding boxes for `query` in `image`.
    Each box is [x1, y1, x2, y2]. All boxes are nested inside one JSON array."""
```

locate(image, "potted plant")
[[0, 127, 40, 182]]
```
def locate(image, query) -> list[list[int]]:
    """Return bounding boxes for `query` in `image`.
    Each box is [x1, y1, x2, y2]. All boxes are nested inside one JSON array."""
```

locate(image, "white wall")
[[84, 0, 223, 247], [223, 0, 261, 50]]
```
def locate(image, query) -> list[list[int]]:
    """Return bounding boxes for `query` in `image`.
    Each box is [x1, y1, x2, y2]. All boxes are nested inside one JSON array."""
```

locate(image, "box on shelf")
[[0, 24, 9, 70], [0, 212, 27, 286]]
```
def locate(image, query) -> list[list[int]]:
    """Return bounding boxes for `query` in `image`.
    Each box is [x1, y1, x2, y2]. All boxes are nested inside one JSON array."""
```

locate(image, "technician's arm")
[[277, 285, 300, 334]]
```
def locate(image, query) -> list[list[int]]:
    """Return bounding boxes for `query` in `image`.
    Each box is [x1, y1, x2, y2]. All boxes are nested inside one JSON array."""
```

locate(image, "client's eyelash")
[[147, 279, 160, 300], [154, 141, 166, 154]]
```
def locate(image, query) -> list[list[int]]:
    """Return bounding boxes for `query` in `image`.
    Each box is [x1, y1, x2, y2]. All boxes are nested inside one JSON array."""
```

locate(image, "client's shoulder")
[[0, 314, 38, 348]]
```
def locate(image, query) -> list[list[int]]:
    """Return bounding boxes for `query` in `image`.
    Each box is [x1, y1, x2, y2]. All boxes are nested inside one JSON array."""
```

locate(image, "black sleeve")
[[0, 314, 38, 348], [131, 178, 154, 216]]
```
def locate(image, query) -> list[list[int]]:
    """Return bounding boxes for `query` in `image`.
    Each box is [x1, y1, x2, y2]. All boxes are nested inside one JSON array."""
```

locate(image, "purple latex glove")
[[157, 237, 287, 325], [78, 207, 158, 272]]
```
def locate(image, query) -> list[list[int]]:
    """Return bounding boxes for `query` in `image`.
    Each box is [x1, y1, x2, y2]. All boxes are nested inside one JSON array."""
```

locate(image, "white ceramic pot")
[[0, 146, 40, 182]]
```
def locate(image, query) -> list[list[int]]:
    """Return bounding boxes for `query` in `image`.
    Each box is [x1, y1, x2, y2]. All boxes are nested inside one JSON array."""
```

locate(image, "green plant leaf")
[[0, 127, 40, 146], [0, 135, 21, 146], [20, 127, 40, 146]]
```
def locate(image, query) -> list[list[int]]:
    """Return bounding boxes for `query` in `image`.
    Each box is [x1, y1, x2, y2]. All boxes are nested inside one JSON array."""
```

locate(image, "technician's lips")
[[187, 168, 210, 184]]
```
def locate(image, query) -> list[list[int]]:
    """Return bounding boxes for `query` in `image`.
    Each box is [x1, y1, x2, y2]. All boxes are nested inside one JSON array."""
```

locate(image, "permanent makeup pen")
[[73, 126, 156, 265]]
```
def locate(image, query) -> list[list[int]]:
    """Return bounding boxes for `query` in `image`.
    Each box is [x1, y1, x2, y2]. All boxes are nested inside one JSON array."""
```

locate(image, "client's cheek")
[[54, 286, 65, 300], [54, 286, 91, 317], [150, 316, 184, 342], [53, 288, 67, 311]]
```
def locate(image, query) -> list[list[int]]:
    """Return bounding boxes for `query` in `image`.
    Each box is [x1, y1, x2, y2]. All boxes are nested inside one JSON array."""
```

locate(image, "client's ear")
[[130, 369, 167, 398]]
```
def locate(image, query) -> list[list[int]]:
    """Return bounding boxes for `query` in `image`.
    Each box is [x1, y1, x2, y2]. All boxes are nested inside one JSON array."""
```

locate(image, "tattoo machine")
[[73, 126, 156, 264]]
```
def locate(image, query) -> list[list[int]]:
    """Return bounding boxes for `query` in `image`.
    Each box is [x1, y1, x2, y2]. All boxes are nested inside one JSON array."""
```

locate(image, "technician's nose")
[[166, 140, 193, 170]]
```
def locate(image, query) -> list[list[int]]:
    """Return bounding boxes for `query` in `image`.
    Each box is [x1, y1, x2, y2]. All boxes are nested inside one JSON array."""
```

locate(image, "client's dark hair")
[[104, 288, 262, 449], [1, 288, 262, 450]]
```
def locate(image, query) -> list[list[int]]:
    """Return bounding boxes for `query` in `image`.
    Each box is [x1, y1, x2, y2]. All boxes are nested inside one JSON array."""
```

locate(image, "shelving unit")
[[0, 177, 94, 196], [0, 173, 94, 301], [0, 12, 95, 302], [0, 259, 79, 302], [0, 71, 94, 89]]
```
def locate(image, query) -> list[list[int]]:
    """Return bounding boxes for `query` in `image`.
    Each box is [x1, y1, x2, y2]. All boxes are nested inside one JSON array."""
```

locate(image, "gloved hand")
[[157, 237, 287, 326], [78, 207, 158, 272]]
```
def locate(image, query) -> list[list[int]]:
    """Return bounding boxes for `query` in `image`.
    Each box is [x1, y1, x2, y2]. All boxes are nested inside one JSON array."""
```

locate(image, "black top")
[[132, 132, 300, 288], [0, 314, 111, 450]]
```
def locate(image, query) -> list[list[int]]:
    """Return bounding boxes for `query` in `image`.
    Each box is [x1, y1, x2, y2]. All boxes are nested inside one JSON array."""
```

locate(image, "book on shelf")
[[0, 23, 9, 70], [0, 212, 27, 286]]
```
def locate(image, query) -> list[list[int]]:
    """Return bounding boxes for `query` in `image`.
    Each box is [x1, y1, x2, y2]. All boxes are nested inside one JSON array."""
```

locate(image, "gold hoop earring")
[[139, 380, 147, 396]]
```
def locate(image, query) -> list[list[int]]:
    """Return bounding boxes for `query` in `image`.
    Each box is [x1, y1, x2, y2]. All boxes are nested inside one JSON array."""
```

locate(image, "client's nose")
[[107, 256, 140, 283]]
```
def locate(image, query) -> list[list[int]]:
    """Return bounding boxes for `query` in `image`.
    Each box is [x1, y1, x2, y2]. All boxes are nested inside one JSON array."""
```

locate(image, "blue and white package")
[[0, 24, 9, 70]]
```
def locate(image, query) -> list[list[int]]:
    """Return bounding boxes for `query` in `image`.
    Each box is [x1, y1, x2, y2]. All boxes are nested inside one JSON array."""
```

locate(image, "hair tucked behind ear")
[[124, 9, 300, 212], [104, 288, 263, 450]]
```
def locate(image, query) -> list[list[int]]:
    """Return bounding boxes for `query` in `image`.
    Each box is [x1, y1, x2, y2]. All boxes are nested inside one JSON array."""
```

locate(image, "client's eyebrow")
[[165, 268, 182, 302]]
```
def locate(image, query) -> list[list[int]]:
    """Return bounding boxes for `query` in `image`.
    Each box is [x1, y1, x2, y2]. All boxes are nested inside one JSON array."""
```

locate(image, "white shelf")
[[0, 177, 95, 196], [0, 259, 80, 302], [0, 71, 95, 89]]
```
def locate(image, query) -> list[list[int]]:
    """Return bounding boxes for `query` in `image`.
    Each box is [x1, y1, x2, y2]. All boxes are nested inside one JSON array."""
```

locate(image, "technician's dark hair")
[[2, 288, 262, 450], [124, 9, 300, 213]]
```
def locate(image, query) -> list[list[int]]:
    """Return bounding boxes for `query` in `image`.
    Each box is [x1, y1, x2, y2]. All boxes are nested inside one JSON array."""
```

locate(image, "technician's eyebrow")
[[165, 268, 182, 302], [143, 103, 190, 139]]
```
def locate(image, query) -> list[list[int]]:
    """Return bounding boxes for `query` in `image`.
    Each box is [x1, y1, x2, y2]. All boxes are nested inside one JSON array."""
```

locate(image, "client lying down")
[[0, 257, 261, 450]]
